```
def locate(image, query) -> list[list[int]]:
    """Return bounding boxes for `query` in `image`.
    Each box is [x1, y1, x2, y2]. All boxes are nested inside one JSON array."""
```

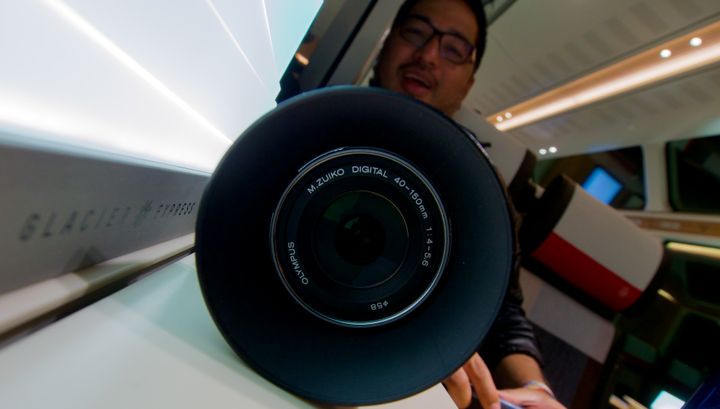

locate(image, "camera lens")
[[315, 191, 408, 288], [270, 148, 449, 327]]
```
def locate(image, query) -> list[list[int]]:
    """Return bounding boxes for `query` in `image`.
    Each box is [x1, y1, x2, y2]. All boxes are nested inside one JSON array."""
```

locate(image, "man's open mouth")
[[404, 72, 431, 88], [401, 71, 433, 96]]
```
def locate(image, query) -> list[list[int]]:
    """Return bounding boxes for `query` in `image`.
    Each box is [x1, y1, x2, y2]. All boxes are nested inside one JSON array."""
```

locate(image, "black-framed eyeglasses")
[[397, 14, 476, 65]]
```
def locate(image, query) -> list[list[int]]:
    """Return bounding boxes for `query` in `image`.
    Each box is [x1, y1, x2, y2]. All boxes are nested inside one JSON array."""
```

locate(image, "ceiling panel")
[[468, 0, 720, 155], [512, 65, 720, 156], [472, 0, 720, 111]]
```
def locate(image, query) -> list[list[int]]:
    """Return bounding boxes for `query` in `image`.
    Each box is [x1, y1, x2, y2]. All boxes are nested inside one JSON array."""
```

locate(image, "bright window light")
[[660, 49, 672, 58], [690, 37, 703, 47], [45, 0, 231, 145], [539, 148, 547, 155], [262, 0, 324, 73], [0, 0, 322, 172], [205, 0, 266, 89], [651, 391, 685, 409]]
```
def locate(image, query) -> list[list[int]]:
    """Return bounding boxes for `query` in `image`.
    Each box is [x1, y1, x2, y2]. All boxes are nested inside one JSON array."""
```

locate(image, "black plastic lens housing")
[[195, 87, 514, 405]]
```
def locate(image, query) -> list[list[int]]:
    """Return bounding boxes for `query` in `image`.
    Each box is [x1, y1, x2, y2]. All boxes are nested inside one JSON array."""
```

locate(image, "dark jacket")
[[468, 125, 543, 370], [479, 263, 543, 370]]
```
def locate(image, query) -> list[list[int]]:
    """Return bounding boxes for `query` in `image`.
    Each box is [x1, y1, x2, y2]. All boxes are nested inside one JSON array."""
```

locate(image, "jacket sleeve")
[[478, 265, 544, 371], [462, 125, 543, 371]]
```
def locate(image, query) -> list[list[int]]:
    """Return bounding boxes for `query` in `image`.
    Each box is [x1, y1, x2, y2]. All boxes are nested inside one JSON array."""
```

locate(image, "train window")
[[1, 1, 323, 172], [276, 0, 376, 102], [667, 135, 720, 214], [533, 146, 646, 209]]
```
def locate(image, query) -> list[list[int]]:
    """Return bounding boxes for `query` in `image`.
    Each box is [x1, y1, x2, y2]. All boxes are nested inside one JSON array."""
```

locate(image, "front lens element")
[[271, 148, 449, 327], [314, 191, 408, 288]]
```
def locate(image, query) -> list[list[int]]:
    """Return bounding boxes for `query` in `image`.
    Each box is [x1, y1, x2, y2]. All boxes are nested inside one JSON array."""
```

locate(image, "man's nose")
[[412, 35, 442, 66]]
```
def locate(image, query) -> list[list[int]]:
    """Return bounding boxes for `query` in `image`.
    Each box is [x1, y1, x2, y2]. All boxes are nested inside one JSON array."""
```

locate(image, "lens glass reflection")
[[335, 214, 386, 266], [314, 191, 408, 288]]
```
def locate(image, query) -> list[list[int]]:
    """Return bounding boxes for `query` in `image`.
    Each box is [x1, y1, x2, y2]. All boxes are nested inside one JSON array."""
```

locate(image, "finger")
[[499, 387, 565, 408], [497, 388, 526, 405], [443, 368, 472, 409], [462, 353, 500, 409]]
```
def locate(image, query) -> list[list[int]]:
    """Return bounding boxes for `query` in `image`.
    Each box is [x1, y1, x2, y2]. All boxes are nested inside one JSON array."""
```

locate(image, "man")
[[371, 1, 566, 408]]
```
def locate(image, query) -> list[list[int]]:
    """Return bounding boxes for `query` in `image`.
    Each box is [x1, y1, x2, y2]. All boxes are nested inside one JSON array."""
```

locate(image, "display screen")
[[651, 391, 685, 409], [582, 167, 622, 204]]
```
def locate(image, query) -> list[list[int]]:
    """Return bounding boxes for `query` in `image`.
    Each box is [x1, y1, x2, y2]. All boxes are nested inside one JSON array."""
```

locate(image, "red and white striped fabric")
[[528, 176, 664, 311]]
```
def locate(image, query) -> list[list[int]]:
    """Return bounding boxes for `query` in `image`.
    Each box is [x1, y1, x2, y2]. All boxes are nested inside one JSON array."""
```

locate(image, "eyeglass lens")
[[398, 16, 474, 64]]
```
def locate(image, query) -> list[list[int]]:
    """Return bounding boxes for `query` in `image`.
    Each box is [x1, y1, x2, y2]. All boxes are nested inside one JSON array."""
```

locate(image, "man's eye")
[[442, 43, 465, 60], [400, 27, 430, 44]]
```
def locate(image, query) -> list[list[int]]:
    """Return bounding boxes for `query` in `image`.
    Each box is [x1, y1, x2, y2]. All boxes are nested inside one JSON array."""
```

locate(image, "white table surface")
[[0, 255, 454, 409]]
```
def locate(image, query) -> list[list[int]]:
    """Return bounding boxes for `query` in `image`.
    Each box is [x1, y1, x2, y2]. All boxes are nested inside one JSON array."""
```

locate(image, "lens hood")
[[195, 86, 514, 405]]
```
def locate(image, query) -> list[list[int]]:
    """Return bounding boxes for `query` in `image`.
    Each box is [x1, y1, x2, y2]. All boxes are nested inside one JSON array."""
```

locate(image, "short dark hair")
[[390, 0, 488, 72]]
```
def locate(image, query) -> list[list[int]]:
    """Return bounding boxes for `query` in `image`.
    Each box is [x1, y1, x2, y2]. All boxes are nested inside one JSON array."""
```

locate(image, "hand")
[[499, 387, 567, 409], [442, 353, 501, 409]]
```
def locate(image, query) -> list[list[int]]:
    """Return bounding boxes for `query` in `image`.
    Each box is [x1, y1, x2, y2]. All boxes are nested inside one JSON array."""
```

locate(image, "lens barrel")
[[195, 87, 514, 405]]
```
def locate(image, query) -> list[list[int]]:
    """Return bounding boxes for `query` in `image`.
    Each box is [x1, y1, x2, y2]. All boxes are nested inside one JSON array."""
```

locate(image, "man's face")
[[375, 0, 477, 116]]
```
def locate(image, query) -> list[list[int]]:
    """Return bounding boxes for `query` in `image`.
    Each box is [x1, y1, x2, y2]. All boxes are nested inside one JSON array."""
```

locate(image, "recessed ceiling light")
[[496, 115, 504, 122], [504, 112, 512, 119], [660, 49, 672, 58], [539, 148, 547, 155], [690, 37, 703, 47], [549, 146, 558, 153]]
